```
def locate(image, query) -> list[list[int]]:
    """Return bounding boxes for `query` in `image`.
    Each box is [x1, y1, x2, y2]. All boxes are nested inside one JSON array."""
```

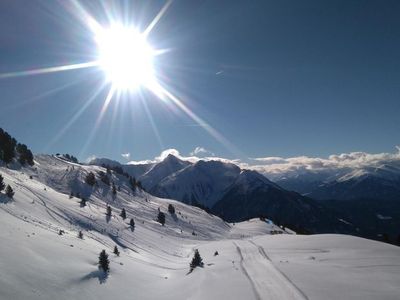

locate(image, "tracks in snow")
[[233, 240, 308, 300]]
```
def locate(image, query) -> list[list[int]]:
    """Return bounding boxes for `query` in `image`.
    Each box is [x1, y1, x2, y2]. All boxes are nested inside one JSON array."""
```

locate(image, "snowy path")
[[234, 240, 308, 300]]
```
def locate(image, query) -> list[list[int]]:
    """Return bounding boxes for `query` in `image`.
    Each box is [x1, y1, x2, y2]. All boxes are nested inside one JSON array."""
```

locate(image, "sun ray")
[[143, 0, 173, 37], [153, 83, 243, 157], [79, 86, 116, 158], [138, 89, 165, 150], [44, 82, 108, 152], [0, 61, 99, 80]]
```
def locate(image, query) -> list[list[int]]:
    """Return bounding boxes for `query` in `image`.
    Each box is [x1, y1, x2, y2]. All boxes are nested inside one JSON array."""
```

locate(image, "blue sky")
[[0, 0, 399, 163]]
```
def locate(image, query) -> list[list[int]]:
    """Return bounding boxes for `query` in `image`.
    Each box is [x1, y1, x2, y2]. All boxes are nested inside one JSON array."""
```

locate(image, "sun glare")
[[95, 25, 156, 91]]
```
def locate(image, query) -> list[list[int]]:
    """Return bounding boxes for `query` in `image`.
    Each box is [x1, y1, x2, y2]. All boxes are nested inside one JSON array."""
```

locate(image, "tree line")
[[0, 128, 34, 166]]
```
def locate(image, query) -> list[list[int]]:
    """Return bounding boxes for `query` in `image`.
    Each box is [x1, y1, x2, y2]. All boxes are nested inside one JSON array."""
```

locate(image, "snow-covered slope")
[[0, 156, 399, 299]]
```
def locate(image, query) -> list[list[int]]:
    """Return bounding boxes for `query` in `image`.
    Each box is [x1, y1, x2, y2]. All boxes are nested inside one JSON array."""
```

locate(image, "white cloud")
[[249, 147, 400, 180], [121, 153, 131, 160], [190, 146, 215, 157], [155, 149, 182, 161], [85, 155, 97, 163], [125, 147, 400, 181]]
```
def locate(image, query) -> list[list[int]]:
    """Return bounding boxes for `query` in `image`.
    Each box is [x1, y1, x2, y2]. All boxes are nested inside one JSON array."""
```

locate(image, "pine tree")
[[80, 197, 87, 207], [168, 204, 175, 214], [190, 249, 203, 271], [106, 205, 112, 217], [78, 231, 83, 239], [16, 143, 34, 166], [120, 208, 127, 220], [0, 174, 5, 192], [85, 172, 96, 186], [5, 185, 14, 198], [113, 245, 120, 256], [130, 218, 135, 229], [112, 183, 117, 196], [157, 211, 166, 226], [98, 250, 110, 273]]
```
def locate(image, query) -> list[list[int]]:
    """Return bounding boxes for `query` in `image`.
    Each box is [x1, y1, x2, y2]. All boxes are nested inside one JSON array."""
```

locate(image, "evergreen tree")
[[16, 143, 34, 166], [80, 197, 87, 207], [5, 185, 14, 198], [113, 245, 120, 256], [106, 205, 112, 217], [0, 174, 5, 192], [168, 204, 175, 214], [190, 249, 203, 271], [120, 208, 127, 220], [112, 183, 117, 196], [137, 181, 143, 190], [157, 211, 166, 226], [98, 250, 110, 273], [0, 128, 16, 163], [69, 191, 74, 199], [98, 171, 110, 186], [130, 218, 135, 229], [129, 176, 136, 192], [78, 231, 83, 239], [85, 172, 96, 186]]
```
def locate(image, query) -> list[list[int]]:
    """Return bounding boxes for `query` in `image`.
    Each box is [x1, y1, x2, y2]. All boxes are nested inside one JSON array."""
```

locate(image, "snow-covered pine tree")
[[85, 172, 96, 186], [168, 204, 175, 214], [113, 245, 120, 256], [5, 185, 14, 198], [99, 250, 110, 272], [120, 208, 127, 219], [190, 249, 203, 271], [157, 211, 166, 226]]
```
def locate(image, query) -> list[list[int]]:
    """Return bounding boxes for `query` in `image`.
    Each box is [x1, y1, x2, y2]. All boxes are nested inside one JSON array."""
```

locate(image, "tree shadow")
[[106, 214, 111, 223], [0, 194, 12, 204], [81, 270, 108, 284], [171, 213, 178, 222]]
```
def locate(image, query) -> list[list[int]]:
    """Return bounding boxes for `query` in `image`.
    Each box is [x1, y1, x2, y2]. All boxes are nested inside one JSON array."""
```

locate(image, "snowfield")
[[0, 155, 399, 300]]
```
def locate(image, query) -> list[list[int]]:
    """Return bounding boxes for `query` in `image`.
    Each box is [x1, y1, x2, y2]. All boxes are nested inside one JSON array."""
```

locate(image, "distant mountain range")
[[90, 155, 355, 235]]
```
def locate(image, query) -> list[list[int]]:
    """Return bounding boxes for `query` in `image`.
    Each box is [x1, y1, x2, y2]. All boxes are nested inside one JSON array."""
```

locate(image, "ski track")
[[234, 240, 308, 300]]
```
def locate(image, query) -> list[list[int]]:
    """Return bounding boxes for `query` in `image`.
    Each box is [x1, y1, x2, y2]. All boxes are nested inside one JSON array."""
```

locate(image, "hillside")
[[0, 155, 399, 299]]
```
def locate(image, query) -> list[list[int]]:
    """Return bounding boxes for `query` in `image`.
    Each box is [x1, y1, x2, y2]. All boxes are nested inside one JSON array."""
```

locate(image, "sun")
[[94, 24, 156, 91]]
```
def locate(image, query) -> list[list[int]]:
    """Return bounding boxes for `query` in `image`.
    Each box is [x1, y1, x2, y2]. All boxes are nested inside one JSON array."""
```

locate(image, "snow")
[[0, 155, 399, 299]]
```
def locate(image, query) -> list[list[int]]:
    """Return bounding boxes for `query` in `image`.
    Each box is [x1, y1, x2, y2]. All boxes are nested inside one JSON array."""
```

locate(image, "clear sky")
[[0, 0, 399, 162]]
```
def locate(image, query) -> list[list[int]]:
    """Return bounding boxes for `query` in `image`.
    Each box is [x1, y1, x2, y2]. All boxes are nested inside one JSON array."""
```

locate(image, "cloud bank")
[[126, 146, 400, 180]]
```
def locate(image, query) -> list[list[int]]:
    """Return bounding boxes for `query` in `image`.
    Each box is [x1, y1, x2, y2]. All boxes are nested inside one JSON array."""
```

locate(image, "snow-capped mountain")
[[273, 163, 400, 201], [140, 154, 191, 190], [151, 159, 241, 207], [212, 170, 353, 234]]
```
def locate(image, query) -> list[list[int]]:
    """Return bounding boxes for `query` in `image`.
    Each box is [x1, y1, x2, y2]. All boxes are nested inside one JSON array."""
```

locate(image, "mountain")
[[271, 163, 400, 201], [1, 154, 399, 300], [268, 163, 400, 241], [139, 154, 191, 190], [151, 160, 241, 207], [89, 154, 399, 239], [89, 157, 154, 179], [308, 165, 400, 201], [212, 170, 353, 234]]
